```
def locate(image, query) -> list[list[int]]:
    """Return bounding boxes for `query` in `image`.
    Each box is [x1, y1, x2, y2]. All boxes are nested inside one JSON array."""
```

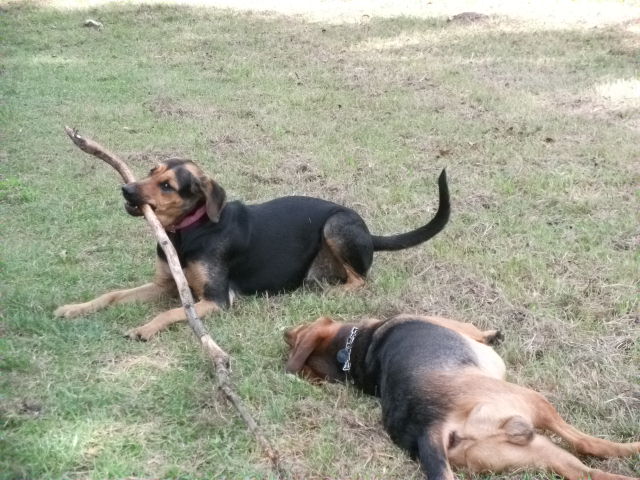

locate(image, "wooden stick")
[[63, 126, 285, 478]]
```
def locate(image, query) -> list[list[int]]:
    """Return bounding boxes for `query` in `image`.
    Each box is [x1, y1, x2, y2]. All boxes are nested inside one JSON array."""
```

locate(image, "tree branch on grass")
[[63, 126, 286, 479]]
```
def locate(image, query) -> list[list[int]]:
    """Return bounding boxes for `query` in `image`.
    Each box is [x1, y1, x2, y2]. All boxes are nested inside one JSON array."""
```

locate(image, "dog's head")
[[121, 159, 226, 228], [284, 316, 350, 382]]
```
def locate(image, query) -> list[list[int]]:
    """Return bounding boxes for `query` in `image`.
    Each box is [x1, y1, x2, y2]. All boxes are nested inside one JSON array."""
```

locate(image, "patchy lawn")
[[1, 1, 638, 479]]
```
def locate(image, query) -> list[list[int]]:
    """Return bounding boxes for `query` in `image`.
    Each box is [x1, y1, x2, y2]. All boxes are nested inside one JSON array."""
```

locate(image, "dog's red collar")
[[168, 204, 208, 232]]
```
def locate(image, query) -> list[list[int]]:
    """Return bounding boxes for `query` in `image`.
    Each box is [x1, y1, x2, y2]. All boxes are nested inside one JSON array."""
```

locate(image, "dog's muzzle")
[[122, 184, 145, 216]]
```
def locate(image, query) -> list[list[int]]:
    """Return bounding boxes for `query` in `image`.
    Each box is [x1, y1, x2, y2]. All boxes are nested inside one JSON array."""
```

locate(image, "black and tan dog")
[[55, 159, 449, 340], [285, 315, 640, 480]]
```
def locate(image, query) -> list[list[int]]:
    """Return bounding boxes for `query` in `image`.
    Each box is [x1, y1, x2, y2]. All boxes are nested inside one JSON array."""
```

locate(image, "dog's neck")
[[169, 203, 208, 232], [336, 326, 359, 376], [335, 322, 381, 395]]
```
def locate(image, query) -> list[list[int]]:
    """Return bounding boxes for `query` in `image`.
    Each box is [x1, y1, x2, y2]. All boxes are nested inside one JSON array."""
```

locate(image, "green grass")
[[1, 2, 639, 479]]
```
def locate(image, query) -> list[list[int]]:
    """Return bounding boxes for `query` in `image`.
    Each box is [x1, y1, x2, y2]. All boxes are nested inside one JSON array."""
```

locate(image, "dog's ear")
[[283, 325, 302, 347], [200, 177, 226, 222], [285, 317, 335, 374], [285, 329, 323, 374]]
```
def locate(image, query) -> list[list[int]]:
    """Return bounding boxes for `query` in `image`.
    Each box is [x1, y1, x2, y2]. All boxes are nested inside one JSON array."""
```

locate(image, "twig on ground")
[[83, 19, 104, 29], [63, 126, 286, 478]]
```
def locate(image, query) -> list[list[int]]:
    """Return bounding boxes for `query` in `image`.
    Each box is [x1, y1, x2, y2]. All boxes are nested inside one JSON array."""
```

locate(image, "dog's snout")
[[122, 183, 137, 203], [122, 183, 145, 217]]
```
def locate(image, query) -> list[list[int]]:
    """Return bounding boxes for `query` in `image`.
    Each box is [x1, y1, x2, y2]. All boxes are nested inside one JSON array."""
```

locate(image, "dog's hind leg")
[[464, 431, 637, 480], [54, 259, 176, 318], [321, 212, 374, 291], [455, 384, 639, 479], [528, 389, 640, 458]]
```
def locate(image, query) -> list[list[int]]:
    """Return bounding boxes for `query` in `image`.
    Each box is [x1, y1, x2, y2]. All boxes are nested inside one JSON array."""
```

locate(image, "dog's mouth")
[[124, 201, 152, 217]]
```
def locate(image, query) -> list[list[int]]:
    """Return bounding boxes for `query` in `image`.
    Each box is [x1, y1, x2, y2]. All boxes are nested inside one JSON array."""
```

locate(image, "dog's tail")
[[416, 430, 453, 480], [371, 169, 450, 251]]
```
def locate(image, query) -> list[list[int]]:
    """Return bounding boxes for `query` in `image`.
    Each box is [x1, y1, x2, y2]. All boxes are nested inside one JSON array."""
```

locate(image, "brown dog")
[[55, 159, 449, 340], [285, 315, 640, 480]]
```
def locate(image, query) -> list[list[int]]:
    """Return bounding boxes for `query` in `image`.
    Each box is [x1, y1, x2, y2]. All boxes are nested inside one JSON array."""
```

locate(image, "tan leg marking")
[[529, 390, 640, 458], [463, 432, 638, 480], [184, 261, 209, 299], [54, 283, 167, 318], [125, 299, 219, 341], [341, 263, 366, 291], [321, 237, 366, 292], [54, 260, 176, 318]]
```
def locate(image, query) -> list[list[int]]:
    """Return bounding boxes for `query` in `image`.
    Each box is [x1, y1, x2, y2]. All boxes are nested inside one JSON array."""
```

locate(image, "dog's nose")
[[121, 184, 137, 202]]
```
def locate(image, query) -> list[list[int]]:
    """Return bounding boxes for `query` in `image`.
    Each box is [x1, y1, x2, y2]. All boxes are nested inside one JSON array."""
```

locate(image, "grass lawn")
[[1, 1, 639, 478]]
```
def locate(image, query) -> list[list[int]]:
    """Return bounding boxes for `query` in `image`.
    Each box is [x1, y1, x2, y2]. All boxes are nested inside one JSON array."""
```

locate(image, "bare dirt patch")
[[98, 349, 174, 376], [145, 96, 224, 120]]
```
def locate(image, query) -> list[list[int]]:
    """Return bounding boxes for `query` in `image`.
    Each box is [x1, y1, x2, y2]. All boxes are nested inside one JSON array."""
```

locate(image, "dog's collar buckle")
[[337, 326, 359, 374]]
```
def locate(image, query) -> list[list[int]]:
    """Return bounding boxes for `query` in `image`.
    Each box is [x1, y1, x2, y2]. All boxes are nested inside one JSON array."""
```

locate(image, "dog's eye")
[[160, 182, 173, 192]]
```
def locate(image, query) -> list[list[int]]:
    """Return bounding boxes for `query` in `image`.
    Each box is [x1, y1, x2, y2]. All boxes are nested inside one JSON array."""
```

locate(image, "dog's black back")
[[228, 197, 349, 293], [354, 319, 480, 479], [164, 196, 351, 297]]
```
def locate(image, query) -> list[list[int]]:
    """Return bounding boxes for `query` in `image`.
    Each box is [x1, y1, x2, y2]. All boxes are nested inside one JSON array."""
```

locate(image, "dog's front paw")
[[124, 325, 157, 341], [54, 303, 88, 318]]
